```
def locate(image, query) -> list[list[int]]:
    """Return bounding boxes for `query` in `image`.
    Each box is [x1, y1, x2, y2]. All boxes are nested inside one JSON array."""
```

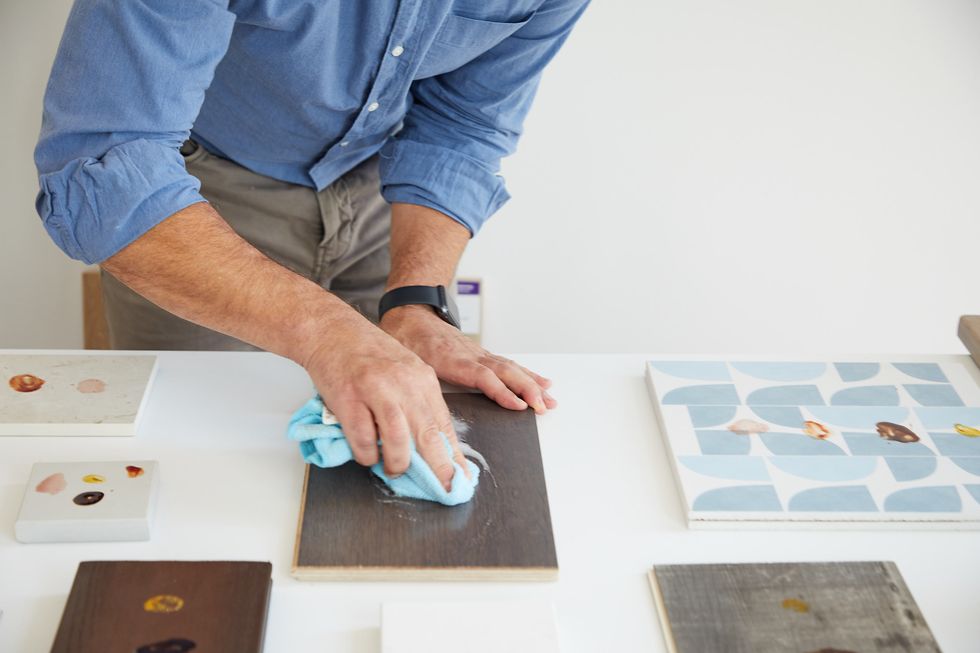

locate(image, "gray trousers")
[[101, 142, 392, 351]]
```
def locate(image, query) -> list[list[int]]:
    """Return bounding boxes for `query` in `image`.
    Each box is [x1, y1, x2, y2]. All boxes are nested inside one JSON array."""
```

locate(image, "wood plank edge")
[[289, 566, 559, 582], [291, 464, 312, 575], [647, 569, 678, 653]]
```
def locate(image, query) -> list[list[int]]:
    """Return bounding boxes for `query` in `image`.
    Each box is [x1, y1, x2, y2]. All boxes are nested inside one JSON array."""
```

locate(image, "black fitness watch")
[[378, 285, 461, 329]]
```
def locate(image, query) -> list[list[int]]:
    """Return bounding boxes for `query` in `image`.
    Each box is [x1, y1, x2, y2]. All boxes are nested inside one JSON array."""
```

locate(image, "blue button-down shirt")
[[34, 0, 588, 264]]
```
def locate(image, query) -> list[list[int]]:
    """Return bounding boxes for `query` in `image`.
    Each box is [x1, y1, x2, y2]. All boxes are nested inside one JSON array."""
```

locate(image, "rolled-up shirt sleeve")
[[379, 0, 590, 235], [34, 0, 235, 264]]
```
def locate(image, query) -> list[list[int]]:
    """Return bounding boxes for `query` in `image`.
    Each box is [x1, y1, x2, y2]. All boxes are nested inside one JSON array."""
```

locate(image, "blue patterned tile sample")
[[843, 433, 934, 457], [750, 406, 806, 428], [929, 432, 980, 457], [884, 457, 937, 482], [650, 361, 731, 381], [903, 384, 964, 407], [884, 486, 962, 512], [769, 456, 876, 481], [695, 430, 752, 455], [746, 385, 824, 406], [949, 457, 980, 477], [679, 456, 770, 481], [687, 406, 738, 428], [662, 384, 741, 405], [692, 485, 782, 512], [788, 486, 877, 512], [834, 362, 880, 382], [807, 407, 909, 429], [830, 385, 900, 406], [760, 432, 845, 456], [730, 362, 826, 382], [893, 362, 948, 383], [915, 407, 980, 429]]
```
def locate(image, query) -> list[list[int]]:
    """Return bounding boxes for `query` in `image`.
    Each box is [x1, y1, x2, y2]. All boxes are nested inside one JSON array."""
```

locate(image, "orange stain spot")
[[9, 374, 44, 392], [144, 594, 184, 613], [126, 465, 145, 478]]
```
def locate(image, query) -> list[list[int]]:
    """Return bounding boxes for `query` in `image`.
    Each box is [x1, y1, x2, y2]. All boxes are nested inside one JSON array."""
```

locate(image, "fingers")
[[373, 401, 412, 478], [409, 393, 465, 491], [482, 356, 550, 415], [333, 402, 379, 466], [456, 360, 528, 411]]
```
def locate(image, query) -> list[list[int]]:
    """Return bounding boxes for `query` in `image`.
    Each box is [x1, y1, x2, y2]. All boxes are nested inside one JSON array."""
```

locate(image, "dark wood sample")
[[959, 315, 980, 369], [649, 561, 941, 653], [293, 393, 558, 580], [50, 561, 273, 653]]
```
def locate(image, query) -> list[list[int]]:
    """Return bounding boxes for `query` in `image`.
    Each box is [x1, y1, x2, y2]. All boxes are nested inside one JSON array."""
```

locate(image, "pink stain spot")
[[36, 472, 67, 495], [77, 378, 106, 394]]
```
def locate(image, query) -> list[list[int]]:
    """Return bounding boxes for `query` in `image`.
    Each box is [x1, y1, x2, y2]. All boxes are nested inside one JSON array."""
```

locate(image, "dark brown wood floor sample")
[[50, 560, 273, 653], [649, 561, 941, 653], [293, 393, 558, 580], [959, 315, 980, 369]]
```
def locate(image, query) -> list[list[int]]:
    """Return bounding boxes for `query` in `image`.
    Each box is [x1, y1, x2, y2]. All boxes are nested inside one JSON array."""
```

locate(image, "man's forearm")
[[385, 203, 471, 290], [102, 201, 364, 365]]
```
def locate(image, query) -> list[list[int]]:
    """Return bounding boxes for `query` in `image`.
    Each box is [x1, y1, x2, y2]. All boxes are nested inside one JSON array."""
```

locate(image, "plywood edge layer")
[[290, 565, 559, 582]]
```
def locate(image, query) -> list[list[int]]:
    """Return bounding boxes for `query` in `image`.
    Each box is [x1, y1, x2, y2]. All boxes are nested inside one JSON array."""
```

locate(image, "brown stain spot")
[[76, 378, 106, 393], [137, 639, 196, 653], [72, 491, 104, 506], [781, 598, 810, 613], [9, 374, 45, 392], [36, 472, 67, 495], [126, 465, 145, 478], [876, 421, 920, 443], [144, 594, 184, 613]]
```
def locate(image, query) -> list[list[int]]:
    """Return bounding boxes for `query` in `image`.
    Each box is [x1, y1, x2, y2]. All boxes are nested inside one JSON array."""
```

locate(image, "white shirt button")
[[339, 141, 349, 147], [391, 45, 404, 57], [367, 102, 379, 112]]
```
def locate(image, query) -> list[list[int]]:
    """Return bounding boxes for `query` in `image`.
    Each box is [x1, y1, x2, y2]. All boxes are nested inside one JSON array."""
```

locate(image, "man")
[[34, 0, 587, 491]]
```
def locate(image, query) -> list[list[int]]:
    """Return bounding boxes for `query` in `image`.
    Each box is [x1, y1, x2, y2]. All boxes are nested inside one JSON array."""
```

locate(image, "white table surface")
[[1, 351, 978, 652]]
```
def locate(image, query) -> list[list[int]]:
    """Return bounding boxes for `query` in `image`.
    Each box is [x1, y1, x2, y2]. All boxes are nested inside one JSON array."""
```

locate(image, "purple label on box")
[[457, 280, 481, 295]]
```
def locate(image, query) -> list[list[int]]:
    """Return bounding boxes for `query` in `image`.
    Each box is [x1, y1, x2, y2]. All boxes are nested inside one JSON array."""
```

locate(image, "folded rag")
[[287, 395, 480, 506]]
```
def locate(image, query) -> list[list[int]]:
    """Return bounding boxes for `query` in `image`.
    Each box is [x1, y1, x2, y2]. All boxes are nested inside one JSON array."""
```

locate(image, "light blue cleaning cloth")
[[287, 395, 479, 506]]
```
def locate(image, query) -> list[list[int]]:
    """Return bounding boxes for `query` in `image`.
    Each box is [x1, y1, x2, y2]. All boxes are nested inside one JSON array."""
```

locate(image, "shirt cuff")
[[36, 138, 206, 264], [378, 139, 511, 235]]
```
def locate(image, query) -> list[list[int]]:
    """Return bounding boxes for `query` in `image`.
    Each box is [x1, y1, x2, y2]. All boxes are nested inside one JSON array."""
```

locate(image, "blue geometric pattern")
[[695, 430, 752, 455], [760, 432, 845, 456], [807, 407, 909, 429], [834, 362, 880, 382], [843, 433, 934, 457], [893, 362, 948, 383], [916, 407, 980, 429], [731, 362, 826, 382], [884, 457, 937, 482], [692, 485, 782, 512], [687, 406, 738, 428], [750, 406, 805, 428], [650, 361, 731, 381], [930, 433, 980, 457], [903, 384, 964, 407], [884, 486, 962, 512], [662, 384, 741, 405], [746, 385, 824, 406], [949, 457, 980, 477], [679, 456, 770, 481], [769, 456, 876, 481], [788, 486, 877, 512], [830, 385, 900, 406]]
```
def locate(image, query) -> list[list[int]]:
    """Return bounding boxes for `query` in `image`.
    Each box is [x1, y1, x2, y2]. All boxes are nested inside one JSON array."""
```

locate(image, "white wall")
[[3, 1, 979, 355], [0, 0, 85, 348]]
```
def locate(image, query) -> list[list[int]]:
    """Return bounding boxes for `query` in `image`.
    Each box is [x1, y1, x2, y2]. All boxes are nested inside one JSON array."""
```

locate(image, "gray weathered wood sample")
[[292, 393, 558, 581], [959, 315, 980, 370], [649, 561, 941, 653]]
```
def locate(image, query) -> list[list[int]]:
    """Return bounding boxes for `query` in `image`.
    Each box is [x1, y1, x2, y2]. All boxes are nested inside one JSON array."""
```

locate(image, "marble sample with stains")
[[292, 392, 557, 580], [0, 354, 157, 436], [15, 461, 159, 543], [646, 357, 980, 527], [382, 600, 560, 653], [649, 562, 940, 653], [50, 561, 272, 653]]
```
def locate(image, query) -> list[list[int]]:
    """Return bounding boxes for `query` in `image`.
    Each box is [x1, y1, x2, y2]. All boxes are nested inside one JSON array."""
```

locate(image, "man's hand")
[[300, 315, 470, 490], [380, 305, 557, 415]]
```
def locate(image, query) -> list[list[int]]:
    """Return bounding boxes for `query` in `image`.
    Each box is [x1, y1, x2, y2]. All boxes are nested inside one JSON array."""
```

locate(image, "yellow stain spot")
[[954, 423, 980, 437], [144, 594, 184, 613], [781, 598, 810, 613], [82, 474, 105, 484]]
